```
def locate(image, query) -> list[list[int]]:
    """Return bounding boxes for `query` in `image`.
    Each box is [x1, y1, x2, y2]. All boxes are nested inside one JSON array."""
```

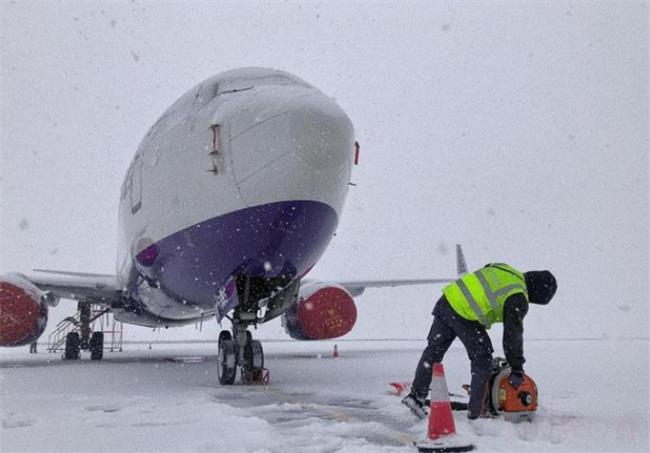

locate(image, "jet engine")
[[281, 283, 356, 340], [0, 274, 48, 347]]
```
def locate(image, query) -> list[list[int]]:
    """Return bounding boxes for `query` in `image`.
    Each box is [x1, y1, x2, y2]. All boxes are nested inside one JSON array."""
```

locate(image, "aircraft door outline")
[[130, 156, 142, 214]]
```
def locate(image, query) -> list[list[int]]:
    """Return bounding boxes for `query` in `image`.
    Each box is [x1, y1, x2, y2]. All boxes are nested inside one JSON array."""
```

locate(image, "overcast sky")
[[1, 1, 647, 343]]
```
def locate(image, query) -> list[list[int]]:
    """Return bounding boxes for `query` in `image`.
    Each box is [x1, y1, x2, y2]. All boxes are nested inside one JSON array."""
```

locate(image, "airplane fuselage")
[[114, 68, 354, 327]]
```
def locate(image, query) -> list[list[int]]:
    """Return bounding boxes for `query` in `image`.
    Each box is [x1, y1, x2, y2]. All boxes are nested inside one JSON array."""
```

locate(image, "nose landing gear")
[[217, 324, 268, 385]]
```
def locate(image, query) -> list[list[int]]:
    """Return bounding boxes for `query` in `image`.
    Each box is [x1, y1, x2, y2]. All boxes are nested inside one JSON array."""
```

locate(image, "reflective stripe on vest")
[[443, 264, 528, 327], [456, 279, 489, 325]]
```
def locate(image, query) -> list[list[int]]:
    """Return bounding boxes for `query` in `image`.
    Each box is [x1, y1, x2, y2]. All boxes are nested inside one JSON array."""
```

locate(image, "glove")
[[508, 370, 525, 389]]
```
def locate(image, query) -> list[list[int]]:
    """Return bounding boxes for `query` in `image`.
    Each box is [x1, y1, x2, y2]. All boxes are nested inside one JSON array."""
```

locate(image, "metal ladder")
[[47, 305, 123, 353]]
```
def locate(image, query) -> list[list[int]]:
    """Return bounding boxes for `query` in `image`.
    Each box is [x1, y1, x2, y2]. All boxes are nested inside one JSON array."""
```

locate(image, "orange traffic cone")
[[415, 363, 474, 452], [332, 344, 339, 358]]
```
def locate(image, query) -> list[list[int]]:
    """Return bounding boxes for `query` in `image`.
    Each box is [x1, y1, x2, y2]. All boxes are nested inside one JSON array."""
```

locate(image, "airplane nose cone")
[[285, 94, 354, 170], [229, 88, 354, 211]]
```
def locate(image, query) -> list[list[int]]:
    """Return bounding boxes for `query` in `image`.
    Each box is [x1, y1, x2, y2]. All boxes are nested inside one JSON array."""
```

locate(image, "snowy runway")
[[1, 339, 647, 452]]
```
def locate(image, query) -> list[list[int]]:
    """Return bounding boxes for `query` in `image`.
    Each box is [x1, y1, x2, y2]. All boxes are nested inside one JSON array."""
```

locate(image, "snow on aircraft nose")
[[228, 87, 355, 209]]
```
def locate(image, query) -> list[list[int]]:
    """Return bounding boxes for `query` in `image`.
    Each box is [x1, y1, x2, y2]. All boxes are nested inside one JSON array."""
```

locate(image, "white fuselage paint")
[[114, 68, 354, 324]]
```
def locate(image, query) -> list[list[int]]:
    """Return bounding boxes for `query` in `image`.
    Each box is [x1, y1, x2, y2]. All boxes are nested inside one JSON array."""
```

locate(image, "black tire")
[[244, 340, 264, 370], [90, 332, 104, 360], [64, 332, 80, 360], [218, 330, 232, 348], [217, 339, 237, 385]]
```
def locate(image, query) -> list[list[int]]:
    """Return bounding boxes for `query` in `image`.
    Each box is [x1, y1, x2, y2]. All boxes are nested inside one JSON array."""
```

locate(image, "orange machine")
[[489, 358, 538, 422]]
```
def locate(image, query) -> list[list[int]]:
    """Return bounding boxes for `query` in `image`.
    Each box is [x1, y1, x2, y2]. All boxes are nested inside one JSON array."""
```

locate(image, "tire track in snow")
[[212, 386, 417, 449]]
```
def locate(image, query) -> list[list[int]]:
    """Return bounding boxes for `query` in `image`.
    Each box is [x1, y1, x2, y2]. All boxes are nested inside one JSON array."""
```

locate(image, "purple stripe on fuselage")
[[134, 200, 338, 308]]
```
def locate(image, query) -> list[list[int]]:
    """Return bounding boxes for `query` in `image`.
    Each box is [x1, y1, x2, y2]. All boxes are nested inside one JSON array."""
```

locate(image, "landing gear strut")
[[217, 323, 268, 385], [79, 301, 91, 350], [62, 301, 104, 361]]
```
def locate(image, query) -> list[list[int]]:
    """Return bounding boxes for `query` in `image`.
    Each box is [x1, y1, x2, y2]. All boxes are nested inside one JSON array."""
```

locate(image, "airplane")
[[0, 67, 461, 385]]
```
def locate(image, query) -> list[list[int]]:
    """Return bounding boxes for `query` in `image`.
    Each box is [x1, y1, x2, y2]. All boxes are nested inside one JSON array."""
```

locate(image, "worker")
[[402, 263, 557, 419]]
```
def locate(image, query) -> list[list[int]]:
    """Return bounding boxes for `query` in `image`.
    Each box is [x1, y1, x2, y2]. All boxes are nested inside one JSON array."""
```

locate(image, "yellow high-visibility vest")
[[442, 263, 528, 328]]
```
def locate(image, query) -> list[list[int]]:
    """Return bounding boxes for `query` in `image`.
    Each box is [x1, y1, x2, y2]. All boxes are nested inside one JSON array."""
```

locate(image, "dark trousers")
[[412, 296, 493, 418]]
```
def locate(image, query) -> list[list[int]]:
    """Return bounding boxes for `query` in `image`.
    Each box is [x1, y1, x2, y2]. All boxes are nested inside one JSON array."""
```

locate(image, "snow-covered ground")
[[1, 339, 647, 452]]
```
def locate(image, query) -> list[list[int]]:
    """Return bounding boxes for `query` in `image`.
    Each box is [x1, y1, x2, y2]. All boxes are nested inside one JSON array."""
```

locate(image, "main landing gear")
[[64, 331, 104, 360], [63, 302, 104, 361], [217, 323, 268, 385]]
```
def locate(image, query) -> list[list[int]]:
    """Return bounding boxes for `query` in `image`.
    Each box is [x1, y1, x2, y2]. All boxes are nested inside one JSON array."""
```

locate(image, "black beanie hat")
[[524, 270, 557, 305]]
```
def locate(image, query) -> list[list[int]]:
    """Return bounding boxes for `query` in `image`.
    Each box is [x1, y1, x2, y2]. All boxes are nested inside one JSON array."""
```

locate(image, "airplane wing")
[[334, 245, 467, 297], [337, 278, 455, 297], [16, 269, 123, 307]]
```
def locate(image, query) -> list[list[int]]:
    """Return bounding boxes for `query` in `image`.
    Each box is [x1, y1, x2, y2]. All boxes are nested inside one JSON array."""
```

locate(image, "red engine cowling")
[[0, 274, 48, 347], [281, 283, 357, 340]]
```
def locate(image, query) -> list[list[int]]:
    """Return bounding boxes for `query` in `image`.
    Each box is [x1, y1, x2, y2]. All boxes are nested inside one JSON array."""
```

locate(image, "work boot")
[[402, 391, 428, 419]]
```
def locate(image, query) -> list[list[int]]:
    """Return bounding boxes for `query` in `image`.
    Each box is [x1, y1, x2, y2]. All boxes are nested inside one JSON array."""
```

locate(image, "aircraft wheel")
[[90, 332, 104, 360], [218, 330, 232, 347], [217, 339, 237, 385], [64, 332, 80, 360], [244, 340, 264, 370]]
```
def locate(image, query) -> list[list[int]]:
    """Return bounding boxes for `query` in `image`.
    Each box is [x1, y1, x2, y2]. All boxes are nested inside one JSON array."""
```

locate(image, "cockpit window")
[[216, 82, 254, 96], [251, 75, 308, 87], [216, 74, 309, 96]]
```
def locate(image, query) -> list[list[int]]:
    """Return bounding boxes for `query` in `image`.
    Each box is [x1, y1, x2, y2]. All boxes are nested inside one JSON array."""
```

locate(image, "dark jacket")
[[503, 293, 528, 372]]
